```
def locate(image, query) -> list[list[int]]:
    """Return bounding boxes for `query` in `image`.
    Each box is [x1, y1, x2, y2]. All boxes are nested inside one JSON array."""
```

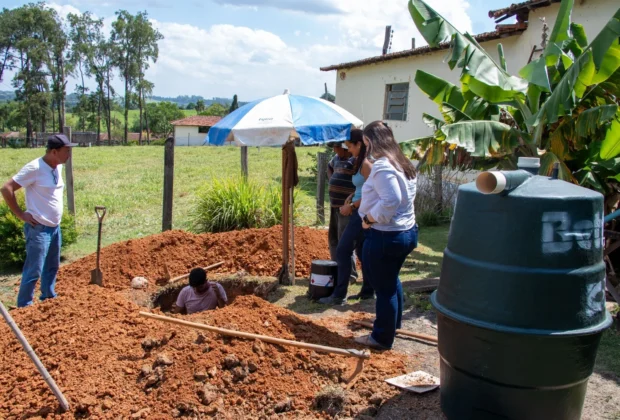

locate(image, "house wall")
[[331, 0, 617, 142], [174, 126, 206, 146]]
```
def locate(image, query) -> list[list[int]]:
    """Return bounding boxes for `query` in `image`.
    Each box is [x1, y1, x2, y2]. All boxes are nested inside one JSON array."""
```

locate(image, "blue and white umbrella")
[[204, 90, 363, 147]]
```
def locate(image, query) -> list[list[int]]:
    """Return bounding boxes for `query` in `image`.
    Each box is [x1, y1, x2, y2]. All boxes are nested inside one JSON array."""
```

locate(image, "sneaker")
[[348, 293, 375, 300], [354, 334, 391, 351], [318, 295, 346, 305]]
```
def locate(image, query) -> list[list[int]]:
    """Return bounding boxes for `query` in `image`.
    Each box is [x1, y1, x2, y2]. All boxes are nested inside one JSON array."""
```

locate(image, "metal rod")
[[140, 312, 370, 359], [0, 302, 70, 411], [353, 320, 438, 344]]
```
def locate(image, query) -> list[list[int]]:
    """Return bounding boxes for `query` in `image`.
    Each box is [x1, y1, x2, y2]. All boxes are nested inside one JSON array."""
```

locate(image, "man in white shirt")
[[1, 134, 77, 308]]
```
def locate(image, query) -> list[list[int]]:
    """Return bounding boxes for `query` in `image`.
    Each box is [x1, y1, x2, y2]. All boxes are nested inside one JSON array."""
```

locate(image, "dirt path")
[[273, 288, 620, 420]]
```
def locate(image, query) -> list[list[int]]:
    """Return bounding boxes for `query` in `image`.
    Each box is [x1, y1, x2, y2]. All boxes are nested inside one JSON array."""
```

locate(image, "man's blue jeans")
[[362, 225, 418, 348], [17, 223, 61, 308]]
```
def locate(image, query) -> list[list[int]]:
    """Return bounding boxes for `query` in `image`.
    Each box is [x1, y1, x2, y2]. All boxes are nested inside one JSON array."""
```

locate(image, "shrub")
[[149, 139, 166, 146], [191, 177, 299, 233], [0, 193, 78, 268]]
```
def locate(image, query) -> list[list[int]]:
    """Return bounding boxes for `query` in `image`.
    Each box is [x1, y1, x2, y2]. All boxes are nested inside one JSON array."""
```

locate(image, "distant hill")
[[1, 90, 246, 108], [0, 90, 15, 102]]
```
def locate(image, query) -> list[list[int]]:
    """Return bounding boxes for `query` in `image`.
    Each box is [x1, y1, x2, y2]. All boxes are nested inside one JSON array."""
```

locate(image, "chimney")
[[382, 25, 392, 55], [412, 38, 416, 49]]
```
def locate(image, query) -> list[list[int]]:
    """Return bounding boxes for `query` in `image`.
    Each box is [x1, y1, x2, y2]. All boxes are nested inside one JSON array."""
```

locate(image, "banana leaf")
[[414, 70, 465, 109], [409, 0, 527, 104], [601, 113, 620, 159], [544, 0, 574, 57], [575, 104, 618, 137], [440, 120, 518, 157], [531, 9, 620, 126]]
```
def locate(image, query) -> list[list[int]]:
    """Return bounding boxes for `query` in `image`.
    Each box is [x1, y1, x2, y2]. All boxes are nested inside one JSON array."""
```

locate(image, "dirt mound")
[[0, 226, 412, 418], [60, 226, 329, 291], [0, 293, 407, 418]]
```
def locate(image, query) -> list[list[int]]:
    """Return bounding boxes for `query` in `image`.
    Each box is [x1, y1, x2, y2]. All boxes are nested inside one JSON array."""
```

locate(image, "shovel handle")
[[95, 206, 106, 221]]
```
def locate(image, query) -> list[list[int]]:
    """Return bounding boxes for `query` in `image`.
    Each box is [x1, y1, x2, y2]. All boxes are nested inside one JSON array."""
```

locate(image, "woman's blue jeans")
[[333, 210, 374, 299], [17, 223, 61, 308], [362, 225, 418, 348]]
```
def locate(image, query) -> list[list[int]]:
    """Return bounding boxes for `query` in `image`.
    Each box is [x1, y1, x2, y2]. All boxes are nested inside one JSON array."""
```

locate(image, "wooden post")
[[162, 136, 174, 231], [290, 185, 295, 285], [241, 146, 248, 179], [316, 152, 328, 225], [62, 126, 75, 216], [280, 147, 290, 285]]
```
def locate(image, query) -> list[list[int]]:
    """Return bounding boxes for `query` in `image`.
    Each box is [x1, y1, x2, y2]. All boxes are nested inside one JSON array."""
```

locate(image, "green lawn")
[[0, 145, 325, 261]]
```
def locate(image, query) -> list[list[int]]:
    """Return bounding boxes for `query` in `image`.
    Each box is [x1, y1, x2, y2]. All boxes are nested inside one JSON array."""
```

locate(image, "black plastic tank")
[[432, 157, 612, 420], [309, 260, 337, 300]]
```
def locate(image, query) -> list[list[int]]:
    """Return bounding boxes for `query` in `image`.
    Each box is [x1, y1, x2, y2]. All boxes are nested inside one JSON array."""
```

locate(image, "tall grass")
[[191, 177, 300, 233]]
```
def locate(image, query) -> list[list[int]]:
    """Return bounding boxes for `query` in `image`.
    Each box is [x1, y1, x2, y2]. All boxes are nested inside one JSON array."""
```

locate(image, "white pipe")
[[476, 171, 507, 194]]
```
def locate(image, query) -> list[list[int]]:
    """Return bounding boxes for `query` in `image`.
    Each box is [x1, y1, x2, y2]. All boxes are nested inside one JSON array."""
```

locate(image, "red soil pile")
[[0, 227, 412, 418], [60, 225, 330, 291], [0, 295, 407, 419]]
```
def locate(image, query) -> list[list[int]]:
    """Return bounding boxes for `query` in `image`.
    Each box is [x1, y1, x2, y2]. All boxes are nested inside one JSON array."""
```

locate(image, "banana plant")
[[403, 0, 620, 207]]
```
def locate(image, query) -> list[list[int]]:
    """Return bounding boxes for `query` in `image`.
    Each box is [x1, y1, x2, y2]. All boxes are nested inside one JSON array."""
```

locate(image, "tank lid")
[[517, 157, 540, 169]]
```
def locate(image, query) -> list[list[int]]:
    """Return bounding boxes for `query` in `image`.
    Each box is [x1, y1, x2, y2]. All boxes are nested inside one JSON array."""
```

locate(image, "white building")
[[171, 115, 222, 146], [321, 0, 617, 142]]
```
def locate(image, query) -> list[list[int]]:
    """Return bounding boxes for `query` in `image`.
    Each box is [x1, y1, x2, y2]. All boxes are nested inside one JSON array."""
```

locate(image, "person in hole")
[[171, 267, 227, 314]]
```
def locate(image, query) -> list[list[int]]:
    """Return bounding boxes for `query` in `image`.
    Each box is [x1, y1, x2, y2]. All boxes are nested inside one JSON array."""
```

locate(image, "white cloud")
[[319, 0, 472, 55], [1, 0, 477, 101], [147, 20, 329, 98], [213, 0, 343, 15], [46, 2, 82, 18]]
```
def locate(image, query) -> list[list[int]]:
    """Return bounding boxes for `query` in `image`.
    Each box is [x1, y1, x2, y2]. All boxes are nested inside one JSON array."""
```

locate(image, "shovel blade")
[[90, 269, 103, 286]]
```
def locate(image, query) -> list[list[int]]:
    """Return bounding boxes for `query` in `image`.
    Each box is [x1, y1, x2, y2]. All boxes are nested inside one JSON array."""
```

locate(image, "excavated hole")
[[150, 274, 278, 312]]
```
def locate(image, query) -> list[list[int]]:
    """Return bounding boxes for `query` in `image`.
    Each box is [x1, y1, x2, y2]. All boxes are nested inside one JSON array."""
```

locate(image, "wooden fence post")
[[62, 126, 75, 216], [316, 152, 328, 225], [280, 146, 290, 285], [241, 146, 248, 179], [162, 137, 174, 232]]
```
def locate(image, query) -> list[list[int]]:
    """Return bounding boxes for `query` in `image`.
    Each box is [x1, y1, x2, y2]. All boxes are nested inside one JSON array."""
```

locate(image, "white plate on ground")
[[385, 370, 440, 394]]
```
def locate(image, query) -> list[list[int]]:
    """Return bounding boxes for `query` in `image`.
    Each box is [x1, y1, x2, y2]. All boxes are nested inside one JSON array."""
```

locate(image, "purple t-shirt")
[[175, 283, 227, 314]]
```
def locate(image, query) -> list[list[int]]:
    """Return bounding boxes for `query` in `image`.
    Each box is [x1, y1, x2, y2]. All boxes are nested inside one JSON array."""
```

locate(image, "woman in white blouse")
[[355, 121, 418, 350]]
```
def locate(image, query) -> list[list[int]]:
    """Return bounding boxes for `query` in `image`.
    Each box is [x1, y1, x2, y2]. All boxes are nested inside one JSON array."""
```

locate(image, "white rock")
[[131, 277, 149, 289]]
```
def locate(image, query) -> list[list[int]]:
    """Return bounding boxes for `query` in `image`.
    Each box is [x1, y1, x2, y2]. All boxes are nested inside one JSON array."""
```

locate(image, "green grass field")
[[0, 145, 326, 261]]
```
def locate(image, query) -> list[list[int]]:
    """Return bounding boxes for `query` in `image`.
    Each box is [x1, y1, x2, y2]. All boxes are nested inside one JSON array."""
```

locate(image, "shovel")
[[90, 206, 106, 286]]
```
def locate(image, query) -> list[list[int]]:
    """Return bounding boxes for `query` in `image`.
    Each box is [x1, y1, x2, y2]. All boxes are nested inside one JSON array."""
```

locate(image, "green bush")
[[0, 193, 78, 268], [416, 208, 453, 228], [191, 177, 299, 233], [149, 139, 166, 146]]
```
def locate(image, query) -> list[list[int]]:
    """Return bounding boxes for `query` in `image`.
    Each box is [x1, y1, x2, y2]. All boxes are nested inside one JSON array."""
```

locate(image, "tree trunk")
[[58, 56, 65, 131], [51, 99, 56, 133], [138, 84, 143, 145], [106, 69, 112, 145], [433, 165, 444, 214], [96, 83, 102, 146], [124, 69, 129, 144], [26, 108, 33, 147], [145, 99, 150, 145]]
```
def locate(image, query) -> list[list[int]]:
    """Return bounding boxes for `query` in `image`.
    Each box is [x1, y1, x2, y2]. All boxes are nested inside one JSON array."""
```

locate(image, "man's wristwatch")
[[363, 215, 374, 225]]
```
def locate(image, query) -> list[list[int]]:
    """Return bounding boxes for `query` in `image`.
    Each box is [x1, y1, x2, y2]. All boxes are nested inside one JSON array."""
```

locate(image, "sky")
[[0, 0, 515, 102]]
